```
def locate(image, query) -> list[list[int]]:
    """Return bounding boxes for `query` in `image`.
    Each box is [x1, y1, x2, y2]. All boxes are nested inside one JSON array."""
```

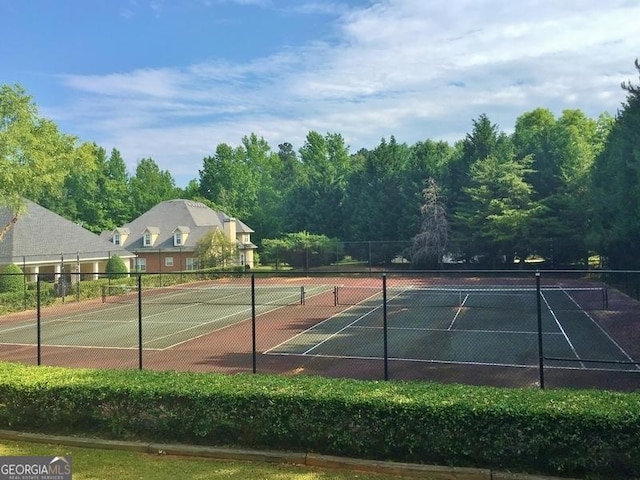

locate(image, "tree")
[[194, 229, 237, 268], [450, 115, 524, 262], [101, 148, 133, 227], [0, 84, 79, 240], [40, 142, 110, 232], [241, 133, 285, 242], [130, 158, 179, 218], [261, 232, 338, 270], [284, 132, 353, 238], [38, 145, 134, 233], [344, 137, 412, 241], [199, 143, 252, 217], [181, 179, 201, 200], [448, 114, 508, 209], [589, 59, 640, 268], [542, 110, 602, 265], [512, 108, 557, 199], [411, 178, 448, 268], [455, 152, 537, 266], [512, 108, 607, 265]]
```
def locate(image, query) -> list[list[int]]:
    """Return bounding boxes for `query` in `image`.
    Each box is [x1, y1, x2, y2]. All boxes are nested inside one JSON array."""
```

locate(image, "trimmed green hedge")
[[0, 285, 56, 314], [0, 363, 639, 478]]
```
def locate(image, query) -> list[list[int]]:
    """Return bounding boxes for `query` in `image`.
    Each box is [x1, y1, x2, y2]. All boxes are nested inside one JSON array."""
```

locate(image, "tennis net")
[[334, 285, 608, 311], [102, 283, 306, 306]]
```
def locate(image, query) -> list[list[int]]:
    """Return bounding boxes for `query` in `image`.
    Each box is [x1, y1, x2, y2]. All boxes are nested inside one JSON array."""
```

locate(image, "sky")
[[1, 0, 638, 187]]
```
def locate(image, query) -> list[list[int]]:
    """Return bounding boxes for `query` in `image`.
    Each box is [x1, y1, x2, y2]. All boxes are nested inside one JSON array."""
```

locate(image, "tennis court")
[[1, 274, 639, 389], [0, 283, 331, 350], [265, 283, 639, 373]]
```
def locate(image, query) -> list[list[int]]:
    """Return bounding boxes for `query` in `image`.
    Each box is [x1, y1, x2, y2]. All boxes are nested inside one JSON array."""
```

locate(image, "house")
[[0, 199, 135, 281], [102, 199, 257, 272]]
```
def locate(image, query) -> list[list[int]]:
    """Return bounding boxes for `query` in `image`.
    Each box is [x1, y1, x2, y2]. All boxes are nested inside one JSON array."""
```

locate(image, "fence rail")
[[1, 269, 639, 391]]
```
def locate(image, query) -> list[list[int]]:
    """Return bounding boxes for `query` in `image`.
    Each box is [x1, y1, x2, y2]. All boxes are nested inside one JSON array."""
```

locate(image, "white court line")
[[0, 300, 143, 335], [447, 293, 469, 330], [264, 302, 380, 354], [541, 292, 585, 369], [559, 287, 640, 370], [263, 284, 387, 354], [162, 302, 296, 350], [302, 306, 382, 355], [263, 351, 640, 373], [350, 325, 564, 335], [0, 285, 332, 350]]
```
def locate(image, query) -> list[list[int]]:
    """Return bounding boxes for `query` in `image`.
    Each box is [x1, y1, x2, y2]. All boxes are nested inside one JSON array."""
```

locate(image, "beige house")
[[102, 199, 257, 272], [0, 199, 135, 281]]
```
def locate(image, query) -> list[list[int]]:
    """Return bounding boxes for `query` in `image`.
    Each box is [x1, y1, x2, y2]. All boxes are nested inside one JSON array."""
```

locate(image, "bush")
[[0, 364, 639, 478], [261, 232, 338, 269], [0, 284, 56, 314], [0, 264, 24, 293], [105, 255, 128, 279]]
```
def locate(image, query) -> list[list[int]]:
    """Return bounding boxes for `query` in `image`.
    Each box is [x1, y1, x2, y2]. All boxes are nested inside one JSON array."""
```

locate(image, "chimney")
[[223, 217, 236, 242]]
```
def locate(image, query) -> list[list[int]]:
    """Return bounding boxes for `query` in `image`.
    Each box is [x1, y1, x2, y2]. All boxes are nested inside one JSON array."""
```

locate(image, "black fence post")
[[252, 273, 257, 374], [36, 274, 41, 366], [23, 257, 27, 311], [383, 273, 388, 381], [536, 271, 545, 389], [138, 273, 143, 370]]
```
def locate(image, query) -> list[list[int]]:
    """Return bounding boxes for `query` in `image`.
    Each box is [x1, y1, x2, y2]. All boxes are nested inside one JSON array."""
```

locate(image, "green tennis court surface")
[[0, 285, 331, 350], [265, 285, 638, 373], [1, 282, 637, 374]]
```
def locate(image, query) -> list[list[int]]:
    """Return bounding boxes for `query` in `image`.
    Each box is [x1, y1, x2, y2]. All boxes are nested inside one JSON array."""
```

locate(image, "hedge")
[[0, 363, 639, 478], [0, 285, 56, 314]]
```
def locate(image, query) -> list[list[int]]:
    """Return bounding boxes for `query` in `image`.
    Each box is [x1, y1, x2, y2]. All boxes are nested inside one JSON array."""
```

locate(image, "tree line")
[[1, 60, 639, 269]]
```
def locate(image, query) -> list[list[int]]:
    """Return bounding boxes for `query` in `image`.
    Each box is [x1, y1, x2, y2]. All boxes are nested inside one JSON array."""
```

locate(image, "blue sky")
[[1, 0, 638, 186]]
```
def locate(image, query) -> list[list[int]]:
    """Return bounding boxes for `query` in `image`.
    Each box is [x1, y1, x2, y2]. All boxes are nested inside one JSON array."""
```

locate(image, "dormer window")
[[172, 226, 189, 247], [141, 227, 160, 247], [111, 227, 129, 246]]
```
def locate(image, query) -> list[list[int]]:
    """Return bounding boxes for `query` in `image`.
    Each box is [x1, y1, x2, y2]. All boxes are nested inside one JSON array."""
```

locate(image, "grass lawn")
[[0, 440, 422, 480]]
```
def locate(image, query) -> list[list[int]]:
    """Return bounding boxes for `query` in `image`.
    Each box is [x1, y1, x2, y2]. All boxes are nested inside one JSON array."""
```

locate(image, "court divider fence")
[[1, 269, 640, 391]]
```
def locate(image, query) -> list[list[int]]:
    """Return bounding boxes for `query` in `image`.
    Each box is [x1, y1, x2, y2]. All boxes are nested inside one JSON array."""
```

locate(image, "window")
[[174, 232, 182, 246], [165, 256, 174, 267], [134, 257, 147, 272], [113, 233, 121, 246], [186, 258, 196, 271], [143, 232, 152, 246]]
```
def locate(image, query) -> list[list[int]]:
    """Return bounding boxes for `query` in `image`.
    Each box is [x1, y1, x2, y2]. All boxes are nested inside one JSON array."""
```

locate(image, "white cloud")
[[53, 0, 639, 185]]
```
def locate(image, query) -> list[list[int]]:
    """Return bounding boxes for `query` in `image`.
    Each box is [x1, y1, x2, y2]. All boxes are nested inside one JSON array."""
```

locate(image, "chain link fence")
[[1, 269, 639, 391]]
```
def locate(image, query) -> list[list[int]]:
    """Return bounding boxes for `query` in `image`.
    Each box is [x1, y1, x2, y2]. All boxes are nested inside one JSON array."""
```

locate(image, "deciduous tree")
[[130, 158, 179, 217], [0, 84, 78, 240], [194, 229, 237, 268]]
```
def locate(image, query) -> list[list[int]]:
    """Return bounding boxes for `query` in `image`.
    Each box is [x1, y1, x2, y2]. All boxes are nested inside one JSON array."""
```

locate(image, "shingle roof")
[[0, 199, 134, 265], [117, 199, 254, 251]]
